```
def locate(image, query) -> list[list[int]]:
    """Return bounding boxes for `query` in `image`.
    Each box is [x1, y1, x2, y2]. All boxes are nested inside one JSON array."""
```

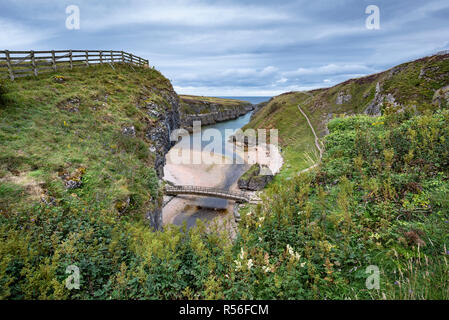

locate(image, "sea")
[[218, 96, 272, 105]]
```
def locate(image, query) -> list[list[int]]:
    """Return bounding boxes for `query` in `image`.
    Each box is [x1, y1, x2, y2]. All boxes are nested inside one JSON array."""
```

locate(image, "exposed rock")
[[363, 82, 398, 117], [61, 167, 86, 190], [250, 100, 271, 121], [146, 207, 163, 231], [41, 194, 56, 206], [238, 164, 274, 191], [336, 91, 352, 105], [121, 126, 136, 137], [115, 197, 130, 215], [58, 97, 80, 113], [364, 101, 382, 117], [144, 90, 180, 179], [323, 113, 334, 135], [229, 133, 257, 147], [233, 204, 241, 222], [389, 65, 406, 77], [419, 66, 439, 80], [433, 85, 449, 106]]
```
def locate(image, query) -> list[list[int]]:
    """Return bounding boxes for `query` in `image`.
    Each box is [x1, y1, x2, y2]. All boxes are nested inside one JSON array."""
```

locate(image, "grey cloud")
[[1, 0, 448, 95]]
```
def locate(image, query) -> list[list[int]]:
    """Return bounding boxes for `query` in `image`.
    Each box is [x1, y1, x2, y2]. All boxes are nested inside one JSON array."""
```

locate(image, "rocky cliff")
[[141, 90, 181, 231], [179, 95, 253, 131]]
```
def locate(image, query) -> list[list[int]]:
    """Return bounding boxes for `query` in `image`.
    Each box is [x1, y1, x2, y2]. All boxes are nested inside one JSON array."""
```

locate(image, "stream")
[[162, 97, 269, 230]]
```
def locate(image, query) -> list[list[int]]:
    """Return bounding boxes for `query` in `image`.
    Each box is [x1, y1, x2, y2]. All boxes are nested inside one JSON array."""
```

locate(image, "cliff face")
[[0, 63, 184, 233], [179, 95, 253, 131], [142, 91, 180, 231], [144, 92, 180, 178]]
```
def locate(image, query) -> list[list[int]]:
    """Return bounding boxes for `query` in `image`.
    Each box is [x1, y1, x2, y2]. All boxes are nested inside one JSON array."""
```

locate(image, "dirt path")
[[297, 101, 324, 175]]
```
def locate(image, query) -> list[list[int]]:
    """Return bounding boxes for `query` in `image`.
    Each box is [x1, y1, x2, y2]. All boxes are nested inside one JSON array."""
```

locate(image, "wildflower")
[[262, 266, 272, 273], [286, 244, 301, 261], [234, 260, 242, 272], [239, 248, 245, 260], [394, 281, 400, 286], [247, 259, 253, 270], [287, 244, 294, 256]]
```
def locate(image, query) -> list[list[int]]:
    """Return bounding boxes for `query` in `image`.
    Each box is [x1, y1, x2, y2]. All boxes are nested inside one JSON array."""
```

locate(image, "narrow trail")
[[297, 99, 324, 175]]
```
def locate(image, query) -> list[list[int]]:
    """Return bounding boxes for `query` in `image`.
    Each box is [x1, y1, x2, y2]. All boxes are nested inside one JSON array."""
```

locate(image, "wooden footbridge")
[[164, 185, 260, 203]]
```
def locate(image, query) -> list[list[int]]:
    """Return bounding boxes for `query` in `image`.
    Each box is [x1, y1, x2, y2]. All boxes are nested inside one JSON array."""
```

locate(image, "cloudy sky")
[[1, 0, 448, 96]]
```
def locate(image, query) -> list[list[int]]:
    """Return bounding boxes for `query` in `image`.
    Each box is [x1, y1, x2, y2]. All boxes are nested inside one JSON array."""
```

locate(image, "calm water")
[[165, 108, 258, 229]]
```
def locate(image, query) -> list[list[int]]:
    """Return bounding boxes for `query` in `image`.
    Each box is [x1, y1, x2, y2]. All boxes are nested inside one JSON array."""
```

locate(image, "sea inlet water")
[[162, 97, 270, 229]]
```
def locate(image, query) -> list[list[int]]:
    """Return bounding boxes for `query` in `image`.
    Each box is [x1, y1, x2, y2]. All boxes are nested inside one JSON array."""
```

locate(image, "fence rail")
[[0, 50, 149, 80]]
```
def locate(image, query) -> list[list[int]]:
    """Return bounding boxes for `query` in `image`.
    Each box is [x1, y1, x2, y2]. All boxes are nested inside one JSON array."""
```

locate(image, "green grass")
[[244, 53, 449, 187], [0, 64, 172, 218], [243, 92, 318, 185], [1, 53, 448, 300]]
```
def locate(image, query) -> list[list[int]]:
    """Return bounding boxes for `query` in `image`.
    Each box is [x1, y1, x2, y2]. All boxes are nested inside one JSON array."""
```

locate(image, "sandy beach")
[[162, 124, 284, 232]]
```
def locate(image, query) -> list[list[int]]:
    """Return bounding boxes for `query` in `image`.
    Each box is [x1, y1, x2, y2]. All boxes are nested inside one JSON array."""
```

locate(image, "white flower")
[[247, 259, 254, 270], [239, 248, 245, 260], [287, 244, 301, 261], [262, 266, 272, 273], [234, 260, 242, 271]]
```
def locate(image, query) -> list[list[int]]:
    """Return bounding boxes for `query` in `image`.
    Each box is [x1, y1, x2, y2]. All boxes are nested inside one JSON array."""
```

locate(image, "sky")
[[1, 0, 448, 96]]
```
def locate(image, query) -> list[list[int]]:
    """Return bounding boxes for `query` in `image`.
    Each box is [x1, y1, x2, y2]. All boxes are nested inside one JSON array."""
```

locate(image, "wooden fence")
[[0, 50, 149, 80]]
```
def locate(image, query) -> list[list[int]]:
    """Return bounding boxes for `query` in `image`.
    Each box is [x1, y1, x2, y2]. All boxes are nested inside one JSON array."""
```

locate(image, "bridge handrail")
[[165, 185, 251, 200]]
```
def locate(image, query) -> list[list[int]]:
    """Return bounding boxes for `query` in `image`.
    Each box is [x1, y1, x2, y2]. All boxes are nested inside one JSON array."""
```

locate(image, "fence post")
[[51, 50, 57, 72], [69, 50, 73, 69], [85, 50, 89, 66], [5, 50, 14, 81], [110, 50, 113, 64], [31, 51, 38, 76], [121, 51, 125, 64], [100, 50, 103, 64]]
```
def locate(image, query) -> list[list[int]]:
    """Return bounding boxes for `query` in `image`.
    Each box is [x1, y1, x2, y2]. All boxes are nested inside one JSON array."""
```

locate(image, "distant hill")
[[245, 52, 449, 176]]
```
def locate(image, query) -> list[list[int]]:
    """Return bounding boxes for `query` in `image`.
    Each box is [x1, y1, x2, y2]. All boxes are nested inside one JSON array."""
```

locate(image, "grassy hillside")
[[0, 64, 177, 219], [235, 53, 449, 299], [0, 54, 448, 300], [237, 110, 449, 299], [245, 53, 449, 180]]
